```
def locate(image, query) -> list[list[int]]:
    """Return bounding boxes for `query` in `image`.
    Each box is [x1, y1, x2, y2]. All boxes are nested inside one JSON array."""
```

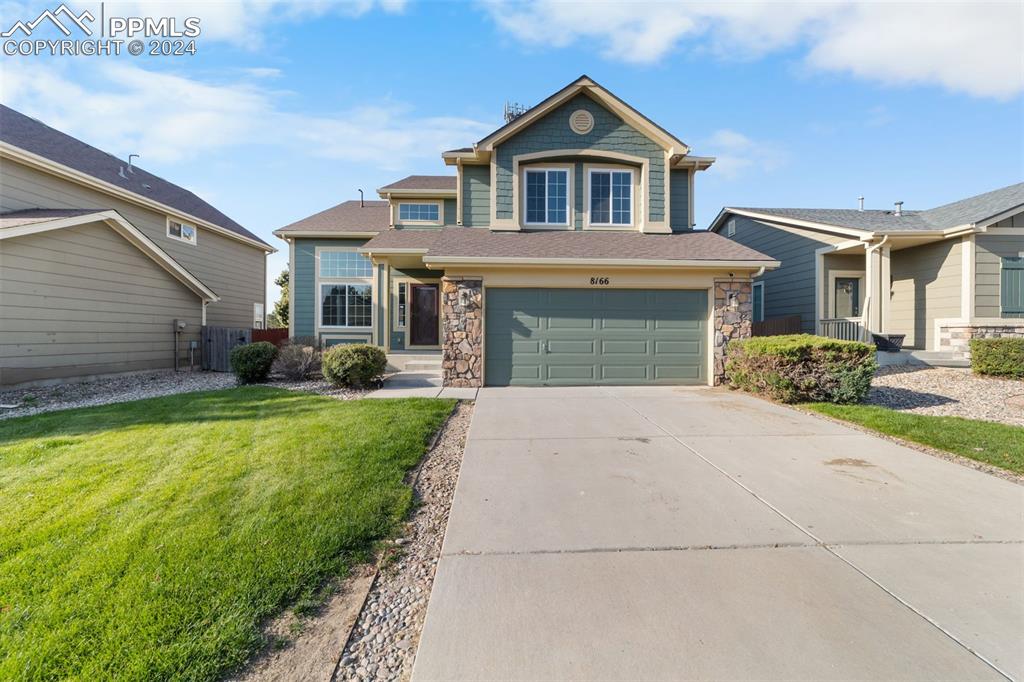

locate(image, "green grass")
[[805, 403, 1024, 474], [0, 387, 455, 681]]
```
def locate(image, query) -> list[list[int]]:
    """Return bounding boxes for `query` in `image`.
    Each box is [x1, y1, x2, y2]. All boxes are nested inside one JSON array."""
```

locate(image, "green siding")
[[291, 238, 369, 339], [976, 232, 1024, 318], [669, 169, 690, 231], [1001, 257, 1024, 317], [494, 93, 666, 224], [484, 288, 707, 386], [443, 199, 457, 226], [462, 165, 490, 226]]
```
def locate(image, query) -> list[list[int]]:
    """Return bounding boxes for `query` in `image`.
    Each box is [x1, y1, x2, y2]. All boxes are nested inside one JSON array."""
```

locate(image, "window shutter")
[[1001, 257, 1024, 317]]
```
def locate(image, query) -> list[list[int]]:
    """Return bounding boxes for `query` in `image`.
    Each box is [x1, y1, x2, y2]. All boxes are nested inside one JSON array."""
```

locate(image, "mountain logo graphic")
[[2, 3, 95, 38]]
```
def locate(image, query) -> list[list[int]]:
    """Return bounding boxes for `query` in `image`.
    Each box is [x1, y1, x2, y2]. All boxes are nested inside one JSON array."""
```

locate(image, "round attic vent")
[[569, 109, 594, 135]]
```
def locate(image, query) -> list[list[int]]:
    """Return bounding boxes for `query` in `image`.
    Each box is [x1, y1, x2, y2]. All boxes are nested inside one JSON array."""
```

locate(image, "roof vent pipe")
[[128, 154, 139, 173], [358, 189, 364, 208], [894, 201, 903, 217], [858, 196, 864, 211]]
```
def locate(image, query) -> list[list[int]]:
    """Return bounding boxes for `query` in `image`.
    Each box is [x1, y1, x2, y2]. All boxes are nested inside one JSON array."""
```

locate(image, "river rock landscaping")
[[334, 401, 472, 682], [868, 366, 1024, 427]]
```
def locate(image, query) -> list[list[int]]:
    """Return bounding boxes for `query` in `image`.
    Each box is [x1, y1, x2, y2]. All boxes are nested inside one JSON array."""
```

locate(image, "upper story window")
[[167, 218, 197, 244], [589, 169, 633, 227], [398, 202, 440, 223], [320, 250, 373, 278], [524, 168, 569, 226]]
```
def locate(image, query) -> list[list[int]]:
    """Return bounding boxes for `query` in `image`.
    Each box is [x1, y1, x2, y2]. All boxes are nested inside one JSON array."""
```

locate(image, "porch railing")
[[819, 318, 864, 341]]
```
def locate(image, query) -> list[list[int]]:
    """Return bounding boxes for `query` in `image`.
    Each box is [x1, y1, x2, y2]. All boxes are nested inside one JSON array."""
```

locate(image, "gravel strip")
[[334, 401, 472, 682], [868, 366, 1024, 427], [0, 370, 237, 420]]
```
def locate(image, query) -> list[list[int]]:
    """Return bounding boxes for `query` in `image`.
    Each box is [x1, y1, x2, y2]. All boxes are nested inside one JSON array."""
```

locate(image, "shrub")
[[322, 344, 388, 388], [725, 334, 877, 404], [970, 338, 1024, 379], [229, 341, 278, 384], [272, 342, 321, 380]]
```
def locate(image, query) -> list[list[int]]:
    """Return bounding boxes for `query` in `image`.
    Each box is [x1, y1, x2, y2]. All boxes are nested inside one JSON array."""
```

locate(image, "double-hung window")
[[319, 249, 373, 329], [589, 169, 633, 227], [524, 168, 569, 226]]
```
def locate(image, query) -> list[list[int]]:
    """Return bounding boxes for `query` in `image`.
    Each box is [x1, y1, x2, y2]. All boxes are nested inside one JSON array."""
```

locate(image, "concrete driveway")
[[413, 386, 1024, 681]]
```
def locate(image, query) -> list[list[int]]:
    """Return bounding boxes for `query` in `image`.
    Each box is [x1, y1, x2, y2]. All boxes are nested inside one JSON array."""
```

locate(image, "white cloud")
[[482, 0, 1024, 100], [0, 61, 491, 167], [704, 129, 786, 180]]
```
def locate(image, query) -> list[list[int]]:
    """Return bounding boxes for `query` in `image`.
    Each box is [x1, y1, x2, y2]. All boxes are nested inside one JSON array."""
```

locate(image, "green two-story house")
[[273, 76, 778, 387]]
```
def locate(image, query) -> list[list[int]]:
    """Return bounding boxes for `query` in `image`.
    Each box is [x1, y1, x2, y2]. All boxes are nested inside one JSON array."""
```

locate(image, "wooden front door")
[[410, 284, 440, 346]]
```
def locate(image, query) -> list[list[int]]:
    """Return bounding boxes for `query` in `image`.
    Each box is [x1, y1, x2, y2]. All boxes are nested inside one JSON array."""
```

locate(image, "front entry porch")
[[815, 241, 885, 344]]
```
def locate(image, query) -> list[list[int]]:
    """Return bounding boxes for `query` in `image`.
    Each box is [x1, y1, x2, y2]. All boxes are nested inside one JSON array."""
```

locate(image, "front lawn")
[[0, 387, 454, 680], [806, 403, 1024, 474]]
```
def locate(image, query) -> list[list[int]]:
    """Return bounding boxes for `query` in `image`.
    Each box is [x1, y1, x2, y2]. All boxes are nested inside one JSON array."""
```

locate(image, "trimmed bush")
[[229, 341, 278, 384], [970, 338, 1024, 379], [272, 342, 321, 380], [726, 334, 877, 404], [322, 344, 388, 388]]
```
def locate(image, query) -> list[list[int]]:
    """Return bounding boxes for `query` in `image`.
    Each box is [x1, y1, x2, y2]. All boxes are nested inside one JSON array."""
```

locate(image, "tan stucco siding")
[[889, 240, 962, 349], [724, 216, 849, 332], [0, 221, 203, 386], [0, 159, 265, 328], [976, 230, 1024, 318]]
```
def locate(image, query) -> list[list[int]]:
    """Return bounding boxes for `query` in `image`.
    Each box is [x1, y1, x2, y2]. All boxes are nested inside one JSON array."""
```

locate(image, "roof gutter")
[[271, 230, 380, 239], [422, 255, 780, 269]]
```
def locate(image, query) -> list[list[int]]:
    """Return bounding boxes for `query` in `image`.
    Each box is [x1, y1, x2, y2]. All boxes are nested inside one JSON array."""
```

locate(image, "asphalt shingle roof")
[[732, 182, 1024, 233], [0, 105, 270, 248], [275, 200, 389, 235], [378, 175, 457, 191], [362, 227, 774, 263]]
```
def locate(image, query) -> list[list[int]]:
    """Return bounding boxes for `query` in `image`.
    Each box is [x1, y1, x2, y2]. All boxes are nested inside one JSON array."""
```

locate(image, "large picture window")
[[321, 283, 372, 328], [524, 168, 569, 226], [589, 169, 633, 226]]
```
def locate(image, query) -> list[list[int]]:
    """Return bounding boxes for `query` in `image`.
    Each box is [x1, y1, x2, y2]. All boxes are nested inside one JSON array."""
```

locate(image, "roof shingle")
[[0, 105, 270, 248], [275, 200, 389, 235]]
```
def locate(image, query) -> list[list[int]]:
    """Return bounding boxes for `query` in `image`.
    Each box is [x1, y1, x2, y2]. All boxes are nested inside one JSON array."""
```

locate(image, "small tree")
[[268, 269, 289, 328]]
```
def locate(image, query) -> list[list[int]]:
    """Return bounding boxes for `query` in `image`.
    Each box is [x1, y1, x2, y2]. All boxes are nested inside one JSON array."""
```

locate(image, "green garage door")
[[485, 288, 707, 386]]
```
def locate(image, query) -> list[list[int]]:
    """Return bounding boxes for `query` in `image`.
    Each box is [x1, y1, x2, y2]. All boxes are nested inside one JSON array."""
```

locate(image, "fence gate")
[[201, 326, 251, 372]]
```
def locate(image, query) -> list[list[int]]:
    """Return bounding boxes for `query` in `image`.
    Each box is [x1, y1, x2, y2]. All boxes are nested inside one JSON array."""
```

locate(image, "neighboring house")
[[274, 76, 778, 387], [709, 183, 1024, 355], [0, 105, 275, 386]]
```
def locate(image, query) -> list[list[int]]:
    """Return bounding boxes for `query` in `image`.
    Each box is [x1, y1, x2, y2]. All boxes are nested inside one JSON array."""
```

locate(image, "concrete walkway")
[[365, 372, 478, 400], [413, 386, 1024, 681]]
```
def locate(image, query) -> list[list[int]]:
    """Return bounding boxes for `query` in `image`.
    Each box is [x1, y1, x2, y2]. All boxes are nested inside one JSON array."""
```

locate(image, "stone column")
[[713, 279, 753, 386], [441, 277, 483, 387]]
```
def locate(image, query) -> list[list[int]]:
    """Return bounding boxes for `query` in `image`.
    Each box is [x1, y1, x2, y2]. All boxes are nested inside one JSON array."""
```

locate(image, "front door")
[[410, 284, 440, 346], [834, 277, 862, 318]]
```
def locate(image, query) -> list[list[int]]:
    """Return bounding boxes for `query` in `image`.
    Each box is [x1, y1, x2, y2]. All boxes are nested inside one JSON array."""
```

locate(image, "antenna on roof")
[[128, 154, 139, 173], [504, 101, 528, 124], [358, 189, 364, 208], [858, 196, 864, 212]]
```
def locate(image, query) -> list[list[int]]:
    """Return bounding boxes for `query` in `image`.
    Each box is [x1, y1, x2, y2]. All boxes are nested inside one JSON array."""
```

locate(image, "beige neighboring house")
[[710, 183, 1024, 356], [0, 104, 275, 387]]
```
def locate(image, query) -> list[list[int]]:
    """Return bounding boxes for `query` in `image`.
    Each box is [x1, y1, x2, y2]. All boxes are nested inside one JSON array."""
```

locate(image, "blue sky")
[[2, 0, 1022, 305]]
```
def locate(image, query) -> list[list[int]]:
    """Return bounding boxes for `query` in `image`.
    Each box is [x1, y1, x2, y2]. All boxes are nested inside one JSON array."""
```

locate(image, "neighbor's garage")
[[484, 288, 707, 386]]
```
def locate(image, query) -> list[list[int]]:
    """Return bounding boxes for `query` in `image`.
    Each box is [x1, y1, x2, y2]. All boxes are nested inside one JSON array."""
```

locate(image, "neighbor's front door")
[[410, 284, 440, 346], [834, 277, 862, 318]]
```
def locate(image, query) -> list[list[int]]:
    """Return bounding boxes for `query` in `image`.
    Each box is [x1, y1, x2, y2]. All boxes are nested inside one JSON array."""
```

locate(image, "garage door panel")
[[485, 288, 707, 386], [602, 339, 649, 354]]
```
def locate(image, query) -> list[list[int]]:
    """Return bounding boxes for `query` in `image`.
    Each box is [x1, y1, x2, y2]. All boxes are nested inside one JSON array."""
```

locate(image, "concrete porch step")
[[877, 350, 971, 368], [405, 360, 443, 373], [386, 352, 442, 372]]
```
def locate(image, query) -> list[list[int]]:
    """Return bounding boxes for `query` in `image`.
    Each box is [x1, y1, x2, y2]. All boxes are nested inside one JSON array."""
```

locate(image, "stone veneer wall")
[[713, 279, 753, 385], [441, 277, 483, 387], [937, 321, 1024, 358]]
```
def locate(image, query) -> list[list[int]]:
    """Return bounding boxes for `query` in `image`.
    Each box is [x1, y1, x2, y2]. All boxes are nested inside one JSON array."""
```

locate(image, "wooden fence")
[[752, 315, 803, 337], [252, 328, 289, 347], [201, 326, 251, 372]]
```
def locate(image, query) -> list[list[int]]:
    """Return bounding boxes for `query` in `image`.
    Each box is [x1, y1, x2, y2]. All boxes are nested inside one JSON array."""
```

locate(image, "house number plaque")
[[589, 277, 610, 285]]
